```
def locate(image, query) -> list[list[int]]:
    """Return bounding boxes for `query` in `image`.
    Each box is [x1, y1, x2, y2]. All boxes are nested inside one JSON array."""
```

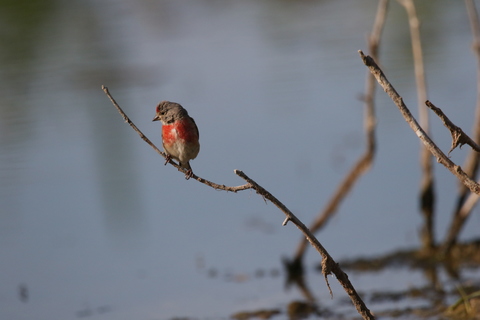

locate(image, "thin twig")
[[291, 0, 387, 263], [102, 85, 251, 192], [441, 191, 479, 255], [397, 0, 429, 123], [442, 0, 480, 254], [426, 100, 480, 155], [459, 0, 480, 185], [358, 51, 480, 195], [398, 0, 436, 250], [102, 86, 165, 157], [234, 170, 375, 320]]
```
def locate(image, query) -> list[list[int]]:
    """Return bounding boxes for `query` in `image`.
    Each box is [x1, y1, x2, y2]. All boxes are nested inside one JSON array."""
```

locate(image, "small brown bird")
[[153, 101, 200, 179]]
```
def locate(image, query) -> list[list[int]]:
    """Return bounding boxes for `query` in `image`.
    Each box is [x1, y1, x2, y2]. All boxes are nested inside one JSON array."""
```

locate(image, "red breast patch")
[[162, 118, 199, 146]]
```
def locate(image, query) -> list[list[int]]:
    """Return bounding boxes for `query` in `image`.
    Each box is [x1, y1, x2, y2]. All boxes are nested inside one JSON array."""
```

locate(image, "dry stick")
[[442, 0, 480, 254], [461, 0, 480, 183], [442, 190, 479, 255], [102, 85, 376, 320], [398, 0, 436, 250], [101, 85, 251, 192], [234, 170, 375, 320], [358, 51, 480, 195], [292, 0, 387, 263]]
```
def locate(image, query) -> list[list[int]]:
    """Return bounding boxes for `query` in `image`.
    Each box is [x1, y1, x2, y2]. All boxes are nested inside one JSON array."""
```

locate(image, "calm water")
[[1, 0, 479, 319]]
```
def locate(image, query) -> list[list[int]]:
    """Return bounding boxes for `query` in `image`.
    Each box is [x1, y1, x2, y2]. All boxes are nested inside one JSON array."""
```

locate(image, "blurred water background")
[[1, 0, 479, 319]]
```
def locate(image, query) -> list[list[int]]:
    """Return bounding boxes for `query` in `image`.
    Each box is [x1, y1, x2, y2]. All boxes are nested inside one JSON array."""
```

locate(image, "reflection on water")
[[1, 0, 479, 319]]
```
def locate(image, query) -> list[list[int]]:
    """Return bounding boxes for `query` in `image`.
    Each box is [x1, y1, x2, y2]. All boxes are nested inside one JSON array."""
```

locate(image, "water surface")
[[1, 1, 479, 319]]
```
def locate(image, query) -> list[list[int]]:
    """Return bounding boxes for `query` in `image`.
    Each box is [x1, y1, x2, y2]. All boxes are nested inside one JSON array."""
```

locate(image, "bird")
[[152, 101, 200, 179]]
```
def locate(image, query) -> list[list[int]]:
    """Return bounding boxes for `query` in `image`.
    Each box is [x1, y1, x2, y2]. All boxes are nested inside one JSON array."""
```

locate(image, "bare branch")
[[368, 0, 389, 54], [454, 0, 480, 205], [426, 100, 480, 155], [234, 170, 375, 320], [102, 85, 165, 157], [291, 0, 388, 263], [442, 191, 480, 254], [397, 0, 429, 120], [398, 0, 436, 251], [441, 0, 480, 254], [358, 51, 480, 195]]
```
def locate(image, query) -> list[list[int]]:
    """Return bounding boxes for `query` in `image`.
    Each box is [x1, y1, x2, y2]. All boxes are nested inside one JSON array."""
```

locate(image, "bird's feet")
[[185, 169, 193, 180], [164, 154, 172, 166]]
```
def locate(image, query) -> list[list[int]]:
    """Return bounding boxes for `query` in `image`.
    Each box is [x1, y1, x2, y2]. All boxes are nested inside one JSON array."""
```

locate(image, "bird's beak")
[[152, 115, 160, 122]]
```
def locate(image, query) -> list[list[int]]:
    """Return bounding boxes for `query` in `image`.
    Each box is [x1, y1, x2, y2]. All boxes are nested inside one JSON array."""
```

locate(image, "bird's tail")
[[180, 161, 192, 170]]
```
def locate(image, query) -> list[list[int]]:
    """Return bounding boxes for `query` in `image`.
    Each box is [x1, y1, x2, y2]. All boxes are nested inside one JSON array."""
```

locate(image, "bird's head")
[[152, 101, 187, 124]]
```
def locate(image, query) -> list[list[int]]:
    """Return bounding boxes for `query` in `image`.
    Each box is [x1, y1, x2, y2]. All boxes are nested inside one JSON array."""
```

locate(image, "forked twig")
[[358, 51, 480, 195]]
